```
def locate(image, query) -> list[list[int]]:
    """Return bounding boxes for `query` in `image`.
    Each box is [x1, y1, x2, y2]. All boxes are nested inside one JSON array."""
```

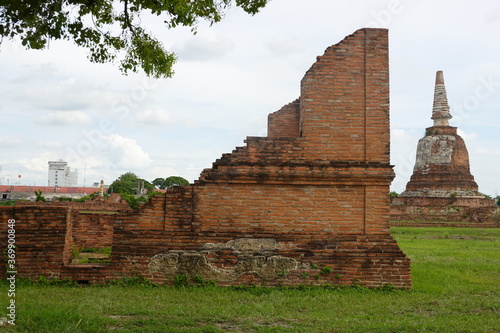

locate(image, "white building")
[[48, 160, 78, 187]]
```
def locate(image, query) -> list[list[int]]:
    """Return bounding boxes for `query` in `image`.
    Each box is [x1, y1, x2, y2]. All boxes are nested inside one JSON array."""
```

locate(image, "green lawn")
[[1, 227, 499, 332]]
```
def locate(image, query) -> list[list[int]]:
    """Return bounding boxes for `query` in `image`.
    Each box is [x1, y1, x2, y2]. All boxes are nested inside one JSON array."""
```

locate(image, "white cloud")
[[101, 134, 152, 169], [36, 110, 91, 126], [36, 140, 65, 148], [0, 135, 23, 147], [173, 29, 234, 61], [135, 108, 172, 127], [17, 151, 62, 173], [457, 129, 478, 142], [140, 165, 181, 183], [476, 148, 500, 156], [390, 129, 419, 193], [17, 158, 50, 174], [5, 64, 122, 114], [265, 36, 305, 57]]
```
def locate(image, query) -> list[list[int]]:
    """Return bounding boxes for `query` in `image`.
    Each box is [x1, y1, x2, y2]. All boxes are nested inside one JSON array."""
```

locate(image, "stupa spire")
[[431, 70, 452, 126]]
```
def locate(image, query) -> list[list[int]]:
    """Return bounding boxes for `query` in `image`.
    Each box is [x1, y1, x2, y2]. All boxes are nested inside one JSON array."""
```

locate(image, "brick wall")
[[0, 197, 128, 283], [110, 28, 410, 288], [0, 28, 411, 288], [268, 99, 300, 138], [391, 196, 499, 223], [111, 188, 410, 288], [299, 28, 390, 163], [0, 206, 70, 280], [71, 211, 115, 250]]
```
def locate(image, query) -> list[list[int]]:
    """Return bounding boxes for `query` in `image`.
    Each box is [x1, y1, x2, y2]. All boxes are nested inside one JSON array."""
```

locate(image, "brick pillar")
[[300, 28, 390, 163]]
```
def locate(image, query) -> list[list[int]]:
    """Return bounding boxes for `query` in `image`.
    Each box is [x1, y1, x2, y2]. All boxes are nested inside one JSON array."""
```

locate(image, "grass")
[[71, 247, 112, 264], [1, 227, 499, 332]]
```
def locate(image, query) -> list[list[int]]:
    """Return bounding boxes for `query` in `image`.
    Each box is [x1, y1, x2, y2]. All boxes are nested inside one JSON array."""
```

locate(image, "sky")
[[0, 0, 499, 196]]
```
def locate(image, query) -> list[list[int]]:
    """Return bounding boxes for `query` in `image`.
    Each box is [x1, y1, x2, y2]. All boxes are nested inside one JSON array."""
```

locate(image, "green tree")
[[152, 177, 165, 189], [108, 172, 154, 195], [34, 190, 46, 202], [152, 176, 189, 189], [0, 0, 270, 78]]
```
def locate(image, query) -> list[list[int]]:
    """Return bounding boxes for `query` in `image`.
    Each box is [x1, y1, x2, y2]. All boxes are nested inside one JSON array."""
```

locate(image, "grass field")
[[1, 227, 499, 332]]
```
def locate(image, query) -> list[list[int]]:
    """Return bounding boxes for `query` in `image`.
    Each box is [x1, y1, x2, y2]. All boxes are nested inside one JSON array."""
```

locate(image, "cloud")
[[390, 129, 419, 193], [475, 147, 500, 156], [17, 152, 62, 173], [174, 30, 234, 61], [101, 134, 152, 169], [135, 108, 172, 127], [0, 135, 23, 147], [17, 157, 50, 174], [36, 140, 65, 148], [265, 37, 305, 57], [5, 65, 120, 113], [36, 110, 91, 126], [457, 129, 478, 142], [140, 165, 180, 183]]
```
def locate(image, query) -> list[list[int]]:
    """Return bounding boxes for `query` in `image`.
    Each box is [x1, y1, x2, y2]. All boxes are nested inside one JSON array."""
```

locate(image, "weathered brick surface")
[[0, 28, 411, 288], [403, 126, 480, 194], [268, 99, 300, 138], [1, 206, 70, 279], [391, 197, 499, 223], [114, 28, 410, 289], [0, 197, 128, 283]]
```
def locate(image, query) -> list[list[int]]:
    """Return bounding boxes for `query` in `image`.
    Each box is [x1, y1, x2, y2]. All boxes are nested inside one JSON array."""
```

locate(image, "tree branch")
[[123, 0, 135, 34]]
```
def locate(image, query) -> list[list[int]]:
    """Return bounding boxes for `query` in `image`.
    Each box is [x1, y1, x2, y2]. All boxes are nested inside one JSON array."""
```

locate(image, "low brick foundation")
[[391, 197, 500, 224]]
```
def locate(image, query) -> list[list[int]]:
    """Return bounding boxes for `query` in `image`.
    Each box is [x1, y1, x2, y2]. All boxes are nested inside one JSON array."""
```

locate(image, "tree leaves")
[[121, 27, 177, 79], [152, 176, 189, 189], [0, 0, 270, 78], [108, 172, 154, 195]]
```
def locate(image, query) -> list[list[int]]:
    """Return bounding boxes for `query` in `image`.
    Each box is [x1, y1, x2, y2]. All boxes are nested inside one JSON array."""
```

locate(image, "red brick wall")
[[300, 29, 390, 163], [14, 194, 131, 212], [71, 212, 115, 250], [0, 198, 127, 283], [14, 197, 126, 252], [0, 28, 411, 288], [0, 206, 69, 280], [109, 28, 410, 289], [110, 191, 410, 288], [391, 197, 499, 223], [268, 99, 300, 138]]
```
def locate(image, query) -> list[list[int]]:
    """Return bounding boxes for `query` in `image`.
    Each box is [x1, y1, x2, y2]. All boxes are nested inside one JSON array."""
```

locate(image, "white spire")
[[431, 70, 452, 126]]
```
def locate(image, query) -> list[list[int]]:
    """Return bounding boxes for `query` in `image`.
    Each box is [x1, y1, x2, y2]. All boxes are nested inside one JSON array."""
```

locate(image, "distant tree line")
[[107, 172, 190, 209]]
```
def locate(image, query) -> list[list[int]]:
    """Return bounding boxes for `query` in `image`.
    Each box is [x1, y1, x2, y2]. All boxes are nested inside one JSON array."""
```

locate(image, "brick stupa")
[[392, 71, 495, 221]]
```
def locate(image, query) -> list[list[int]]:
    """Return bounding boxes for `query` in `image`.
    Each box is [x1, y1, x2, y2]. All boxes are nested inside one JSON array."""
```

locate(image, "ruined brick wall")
[[14, 193, 130, 211], [13, 195, 128, 250], [0, 206, 70, 280], [0, 198, 127, 283], [0, 28, 411, 288], [391, 196, 498, 223], [111, 28, 411, 289], [112, 192, 410, 288], [299, 30, 390, 163], [268, 99, 300, 138], [71, 212, 115, 250]]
